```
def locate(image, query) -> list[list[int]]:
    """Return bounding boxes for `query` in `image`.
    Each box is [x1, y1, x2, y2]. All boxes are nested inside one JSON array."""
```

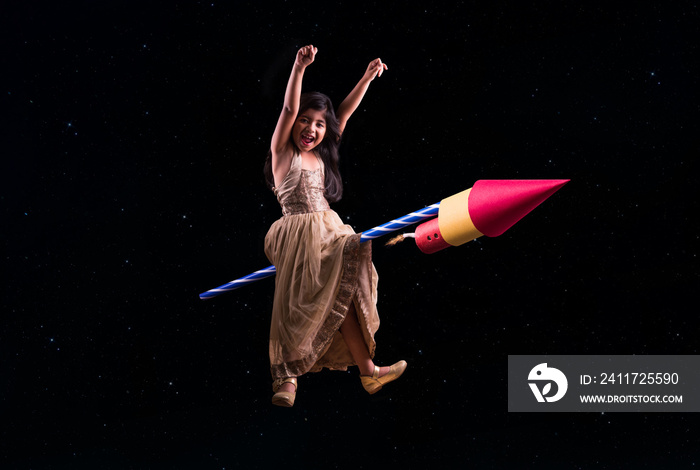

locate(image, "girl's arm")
[[270, 45, 317, 185], [337, 58, 387, 134]]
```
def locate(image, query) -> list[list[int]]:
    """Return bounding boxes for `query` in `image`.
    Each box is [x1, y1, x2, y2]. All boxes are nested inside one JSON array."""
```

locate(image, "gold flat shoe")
[[360, 360, 407, 395], [271, 377, 297, 407]]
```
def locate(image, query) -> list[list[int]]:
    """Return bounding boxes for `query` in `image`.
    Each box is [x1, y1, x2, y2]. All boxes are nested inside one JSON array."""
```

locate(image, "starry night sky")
[[2, 1, 699, 468]]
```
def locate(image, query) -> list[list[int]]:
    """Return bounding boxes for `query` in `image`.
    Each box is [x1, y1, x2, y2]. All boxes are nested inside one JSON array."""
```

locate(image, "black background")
[[2, 1, 698, 468]]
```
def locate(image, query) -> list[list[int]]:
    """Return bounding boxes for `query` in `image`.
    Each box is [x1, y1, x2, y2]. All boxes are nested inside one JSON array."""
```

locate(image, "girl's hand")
[[295, 45, 318, 68], [362, 58, 388, 82]]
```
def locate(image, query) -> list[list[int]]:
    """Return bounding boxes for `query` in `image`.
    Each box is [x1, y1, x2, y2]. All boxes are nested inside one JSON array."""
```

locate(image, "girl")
[[263, 45, 406, 407]]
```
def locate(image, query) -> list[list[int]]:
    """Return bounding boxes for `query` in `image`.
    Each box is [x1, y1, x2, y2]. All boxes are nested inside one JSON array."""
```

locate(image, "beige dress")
[[264, 152, 380, 380]]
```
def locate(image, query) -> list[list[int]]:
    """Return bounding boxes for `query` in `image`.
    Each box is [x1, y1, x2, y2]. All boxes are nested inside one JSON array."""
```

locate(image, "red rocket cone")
[[469, 179, 569, 237], [415, 179, 568, 254]]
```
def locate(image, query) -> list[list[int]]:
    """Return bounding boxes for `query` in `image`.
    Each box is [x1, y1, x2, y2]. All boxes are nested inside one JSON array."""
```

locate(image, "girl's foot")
[[376, 366, 391, 377], [272, 377, 297, 407], [360, 361, 407, 395], [359, 363, 390, 377], [278, 381, 296, 394]]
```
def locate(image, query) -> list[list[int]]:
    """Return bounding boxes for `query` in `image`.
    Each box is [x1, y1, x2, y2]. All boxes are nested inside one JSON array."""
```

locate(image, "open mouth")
[[300, 134, 315, 146]]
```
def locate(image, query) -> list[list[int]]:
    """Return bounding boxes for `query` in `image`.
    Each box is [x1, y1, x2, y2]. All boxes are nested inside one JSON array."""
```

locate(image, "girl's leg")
[[277, 378, 297, 394], [340, 301, 389, 377], [276, 301, 379, 394]]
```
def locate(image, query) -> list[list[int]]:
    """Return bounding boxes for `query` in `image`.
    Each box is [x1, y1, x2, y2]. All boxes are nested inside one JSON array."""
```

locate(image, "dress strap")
[[313, 152, 323, 175]]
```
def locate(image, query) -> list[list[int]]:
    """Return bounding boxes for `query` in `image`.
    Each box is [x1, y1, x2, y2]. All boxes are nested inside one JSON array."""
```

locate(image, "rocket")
[[199, 179, 568, 299], [410, 180, 569, 254]]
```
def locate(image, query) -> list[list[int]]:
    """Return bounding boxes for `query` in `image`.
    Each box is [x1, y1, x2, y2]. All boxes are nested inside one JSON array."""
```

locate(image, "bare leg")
[[277, 378, 296, 394], [277, 378, 299, 393], [340, 301, 389, 377]]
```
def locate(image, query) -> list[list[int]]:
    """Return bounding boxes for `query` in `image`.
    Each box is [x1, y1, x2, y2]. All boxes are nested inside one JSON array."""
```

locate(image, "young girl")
[[263, 45, 406, 407]]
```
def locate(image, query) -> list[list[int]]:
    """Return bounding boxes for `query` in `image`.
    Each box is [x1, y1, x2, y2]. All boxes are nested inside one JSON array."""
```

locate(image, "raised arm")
[[337, 58, 388, 135], [270, 45, 317, 185]]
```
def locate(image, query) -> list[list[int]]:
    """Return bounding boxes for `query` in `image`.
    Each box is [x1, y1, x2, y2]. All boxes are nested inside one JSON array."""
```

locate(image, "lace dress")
[[264, 153, 380, 380]]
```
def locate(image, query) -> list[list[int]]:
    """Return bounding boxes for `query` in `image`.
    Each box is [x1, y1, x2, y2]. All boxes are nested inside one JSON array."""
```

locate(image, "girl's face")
[[292, 108, 326, 152]]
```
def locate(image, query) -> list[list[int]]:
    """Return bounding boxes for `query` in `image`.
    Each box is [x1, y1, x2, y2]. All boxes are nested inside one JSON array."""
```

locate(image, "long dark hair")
[[264, 92, 343, 203]]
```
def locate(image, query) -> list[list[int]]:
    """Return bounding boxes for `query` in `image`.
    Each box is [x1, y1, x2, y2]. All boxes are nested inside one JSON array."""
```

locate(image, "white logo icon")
[[528, 363, 568, 402]]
